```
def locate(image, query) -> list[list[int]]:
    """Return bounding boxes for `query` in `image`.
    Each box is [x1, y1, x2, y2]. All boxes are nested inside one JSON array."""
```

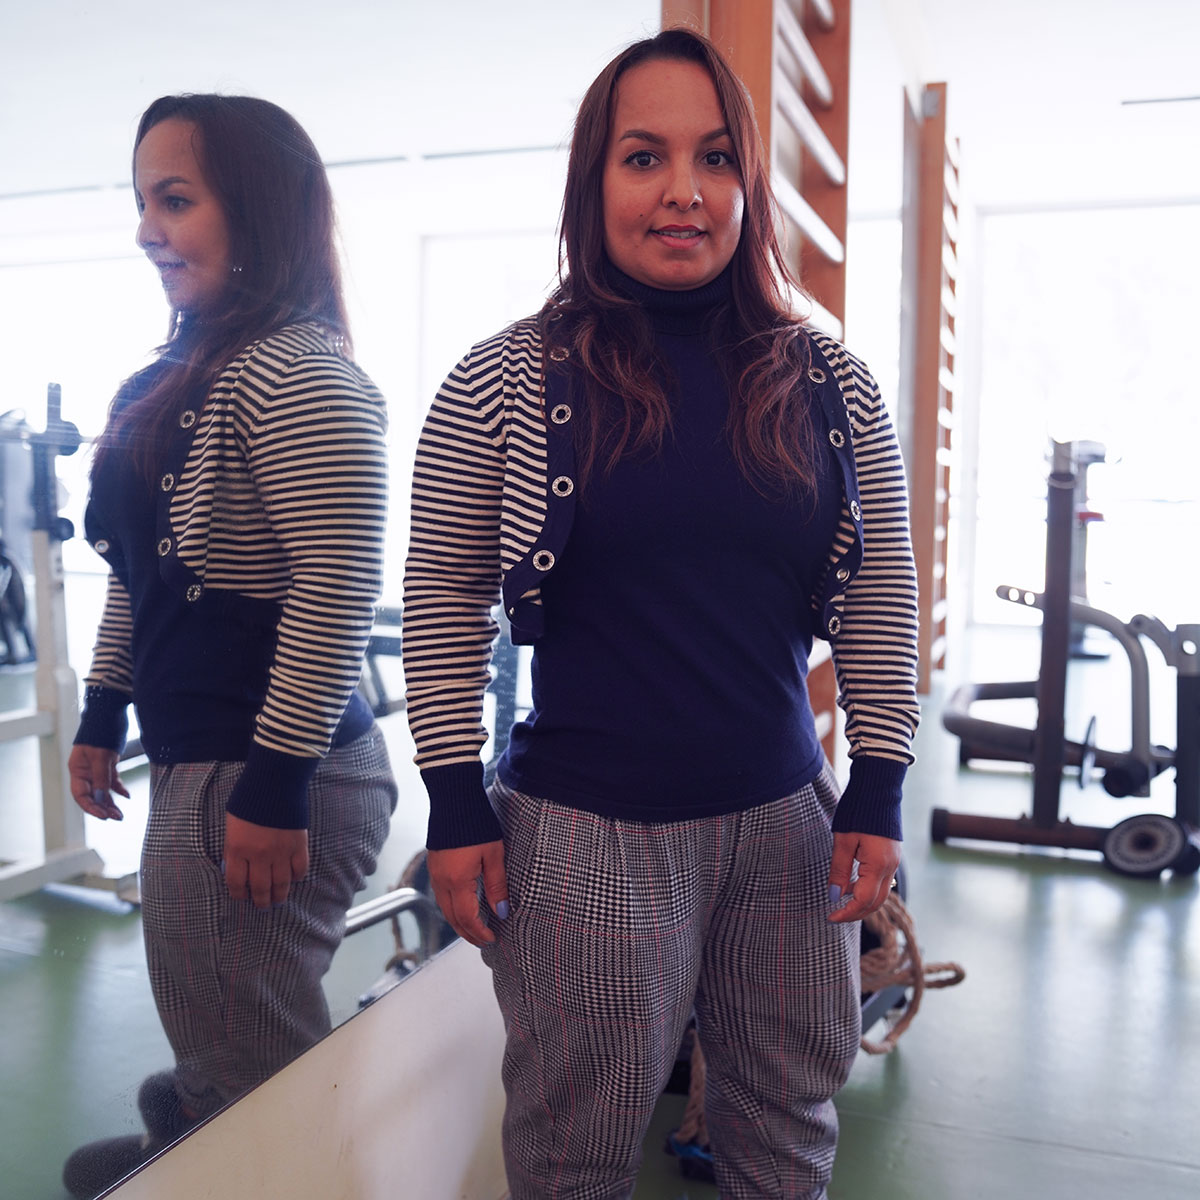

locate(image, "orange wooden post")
[[901, 82, 958, 693]]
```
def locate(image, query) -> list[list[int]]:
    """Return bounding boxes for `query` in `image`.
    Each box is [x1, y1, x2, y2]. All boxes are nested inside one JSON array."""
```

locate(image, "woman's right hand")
[[68, 744, 130, 820], [426, 841, 509, 948]]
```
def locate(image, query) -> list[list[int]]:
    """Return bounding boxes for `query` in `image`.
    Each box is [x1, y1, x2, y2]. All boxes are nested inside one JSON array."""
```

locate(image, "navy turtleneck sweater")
[[497, 267, 842, 821]]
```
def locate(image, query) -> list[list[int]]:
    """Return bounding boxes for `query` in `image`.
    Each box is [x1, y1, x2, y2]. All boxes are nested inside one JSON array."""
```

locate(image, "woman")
[[403, 28, 919, 1200], [64, 94, 396, 1197]]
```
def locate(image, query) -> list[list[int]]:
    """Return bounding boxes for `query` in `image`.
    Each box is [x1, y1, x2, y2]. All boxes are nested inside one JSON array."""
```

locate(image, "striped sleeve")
[[224, 343, 389, 826], [819, 338, 921, 839], [75, 573, 134, 750], [402, 328, 514, 849]]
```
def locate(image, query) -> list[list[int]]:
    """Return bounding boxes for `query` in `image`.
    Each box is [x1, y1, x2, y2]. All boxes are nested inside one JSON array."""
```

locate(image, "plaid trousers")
[[140, 724, 396, 1118], [482, 763, 861, 1200]]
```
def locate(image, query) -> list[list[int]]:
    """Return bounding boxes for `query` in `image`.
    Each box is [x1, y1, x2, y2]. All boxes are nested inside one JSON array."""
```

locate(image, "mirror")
[[0, 2, 657, 1195]]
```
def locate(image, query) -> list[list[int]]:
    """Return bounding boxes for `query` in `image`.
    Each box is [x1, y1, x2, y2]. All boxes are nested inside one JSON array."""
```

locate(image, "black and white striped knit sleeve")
[[76, 573, 134, 751], [224, 344, 389, 828], [825, 344, 921, 841], [402, 330, 512, 850]]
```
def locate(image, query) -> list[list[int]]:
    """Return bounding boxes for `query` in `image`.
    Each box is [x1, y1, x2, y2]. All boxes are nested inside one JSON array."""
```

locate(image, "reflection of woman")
[[404, 28, 920, 1199], [63, 95, 396, 1197]]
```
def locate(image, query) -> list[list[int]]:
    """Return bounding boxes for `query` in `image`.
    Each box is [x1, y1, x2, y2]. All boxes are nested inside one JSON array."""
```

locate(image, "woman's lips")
[[652, 226, 704, 242]]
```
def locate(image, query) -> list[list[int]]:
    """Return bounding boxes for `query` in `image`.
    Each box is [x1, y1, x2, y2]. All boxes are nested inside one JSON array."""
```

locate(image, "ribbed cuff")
[[226, 743, 320, 830], [74, 686, 131, 754], [831, 756, 907, 841], [422, 761, 504, 850]]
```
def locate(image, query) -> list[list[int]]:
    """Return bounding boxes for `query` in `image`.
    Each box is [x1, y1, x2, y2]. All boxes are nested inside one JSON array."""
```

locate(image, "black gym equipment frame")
[[934, 440, 1200, 879]]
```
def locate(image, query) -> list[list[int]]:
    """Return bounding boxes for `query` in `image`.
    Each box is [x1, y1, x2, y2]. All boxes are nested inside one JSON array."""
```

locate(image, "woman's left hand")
[[827, 830, 902, 923], [224, 812, 310, 908]]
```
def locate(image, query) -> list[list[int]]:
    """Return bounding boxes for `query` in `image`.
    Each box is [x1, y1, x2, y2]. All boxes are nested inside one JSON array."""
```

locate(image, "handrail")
[[344, 885, 442, 936]]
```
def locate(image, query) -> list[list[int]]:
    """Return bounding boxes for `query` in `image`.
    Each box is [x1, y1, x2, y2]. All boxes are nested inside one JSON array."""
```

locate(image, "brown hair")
[[541, 27, 817, 494], [95, 94, 349, 481]]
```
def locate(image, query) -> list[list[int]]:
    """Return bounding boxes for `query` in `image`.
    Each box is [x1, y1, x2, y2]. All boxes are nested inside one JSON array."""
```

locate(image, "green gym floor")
[[2, 622, 1198, 1199]]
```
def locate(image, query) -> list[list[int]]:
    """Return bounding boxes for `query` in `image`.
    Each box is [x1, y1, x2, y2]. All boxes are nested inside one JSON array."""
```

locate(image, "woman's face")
[[133, 118, 232, 316], [601, 57, 744, 291]]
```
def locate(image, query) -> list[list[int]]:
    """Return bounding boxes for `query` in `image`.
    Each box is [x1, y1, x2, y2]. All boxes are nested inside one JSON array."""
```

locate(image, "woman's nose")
[[136, 211, 162, 249], [663, 164, 701, 210]]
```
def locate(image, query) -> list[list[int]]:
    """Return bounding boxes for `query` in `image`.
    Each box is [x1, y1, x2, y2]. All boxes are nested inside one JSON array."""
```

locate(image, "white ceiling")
[[2, 0, 1197, 211]]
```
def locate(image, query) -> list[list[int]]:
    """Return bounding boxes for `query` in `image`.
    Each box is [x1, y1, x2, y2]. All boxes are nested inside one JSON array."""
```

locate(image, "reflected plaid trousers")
[[140, 725, 396, 1118]]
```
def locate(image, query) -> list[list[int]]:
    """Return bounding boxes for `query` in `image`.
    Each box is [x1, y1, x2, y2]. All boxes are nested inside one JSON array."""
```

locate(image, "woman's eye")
[[704, 150, 734, 167], [625, 150, 657, 168], [163, 195, 189, 212]]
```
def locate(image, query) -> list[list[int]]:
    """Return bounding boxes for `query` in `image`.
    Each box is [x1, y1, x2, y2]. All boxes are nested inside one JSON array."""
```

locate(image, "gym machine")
[[934, 439, 1199, 878], [0, 385, 119, 900]]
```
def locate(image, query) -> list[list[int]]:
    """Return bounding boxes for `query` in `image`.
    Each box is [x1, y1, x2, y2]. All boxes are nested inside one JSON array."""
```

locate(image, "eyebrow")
[[617, 126, 731, 145], [148, 176, 192, 194]]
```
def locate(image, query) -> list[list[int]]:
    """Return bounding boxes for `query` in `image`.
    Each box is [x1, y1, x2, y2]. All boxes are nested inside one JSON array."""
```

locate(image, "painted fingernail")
[[92, 789, 106, 804], [495, 900, 510, 920], [828, 885, 842, 906]]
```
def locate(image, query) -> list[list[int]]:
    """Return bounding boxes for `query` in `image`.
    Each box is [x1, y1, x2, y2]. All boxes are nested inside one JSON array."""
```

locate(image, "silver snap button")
[[550, 404, 572, 425], [836, 567, 850, 583], [94, 539, 110, 554], [549, 346, 570, 362], [551, 475, 574, 497], [828, 615, 842, 636], [808, 367, 827, 384], [157, 537, 172, 556], [186, 584, 202, 602], [507, 607, 516, 617], [180, 410, 197, 429], [532, 550, 555, 571], [160, 473, 175, 491], [828, 429, 845, 449], [850, 500, 862, 521]]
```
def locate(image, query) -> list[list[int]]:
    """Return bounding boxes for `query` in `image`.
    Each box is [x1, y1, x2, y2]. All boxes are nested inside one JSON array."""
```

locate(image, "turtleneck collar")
[[604, 260, 733, 335]]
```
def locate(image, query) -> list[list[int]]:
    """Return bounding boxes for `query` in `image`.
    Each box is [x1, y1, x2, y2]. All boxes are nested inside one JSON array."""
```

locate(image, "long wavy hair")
[[540, 27, 817, 495], [94, 94, 349, 482]]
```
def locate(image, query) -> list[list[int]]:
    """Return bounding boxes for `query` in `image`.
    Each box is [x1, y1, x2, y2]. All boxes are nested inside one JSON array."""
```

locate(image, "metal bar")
[[1030, 449, 1075, 827], [774, 69, 846, 184], [0, 709, 56, 742], [344, 886, 440, 936], [808, 0, 835, 29], [772, 173, 845, 262], [931, 811, 1109, 852], [775, 0, 833, 105], [1178, 674, 1200, 828]]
